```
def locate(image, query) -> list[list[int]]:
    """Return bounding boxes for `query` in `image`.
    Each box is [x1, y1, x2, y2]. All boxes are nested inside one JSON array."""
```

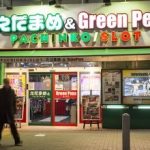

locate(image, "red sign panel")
[[54, 90, 77, 99]]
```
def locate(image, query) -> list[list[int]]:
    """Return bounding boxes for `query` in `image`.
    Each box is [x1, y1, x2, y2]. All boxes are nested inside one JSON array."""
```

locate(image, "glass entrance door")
[[53, 72, 77, 126], [29, 73, 52, 125]]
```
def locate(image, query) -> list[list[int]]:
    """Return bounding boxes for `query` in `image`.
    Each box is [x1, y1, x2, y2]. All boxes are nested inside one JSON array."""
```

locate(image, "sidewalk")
[[1, 124, 150, 150]]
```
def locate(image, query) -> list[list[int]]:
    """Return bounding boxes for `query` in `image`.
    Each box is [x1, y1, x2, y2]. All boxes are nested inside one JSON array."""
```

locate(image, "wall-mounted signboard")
[[102, 70, 121, 104], [0, 2, 150, 49]]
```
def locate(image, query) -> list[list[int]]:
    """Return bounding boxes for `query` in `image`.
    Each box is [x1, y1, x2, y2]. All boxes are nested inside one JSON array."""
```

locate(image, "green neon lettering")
[[81, 32, 91, 43], [70, 33, 79, 43], [30, 34, 38, 44], [59, 33, 68, 42], [10, 34, 18, 45], [19, 34, 29, 44], [40, 33, 49, 44]]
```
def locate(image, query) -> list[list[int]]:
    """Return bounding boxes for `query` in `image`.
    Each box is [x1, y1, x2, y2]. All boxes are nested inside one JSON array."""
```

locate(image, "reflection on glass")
[[55, 99, 77, 123], [55, 74, 77, 91], [29, 73, 51, 124], [30, 98, 51, 123]]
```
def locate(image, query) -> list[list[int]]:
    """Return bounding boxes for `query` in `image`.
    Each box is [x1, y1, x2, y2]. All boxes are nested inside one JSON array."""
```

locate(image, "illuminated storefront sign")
[[0, 10, 149, 32], [0, 9, 149, 48], [0, 14, 63, 32], [10, 31, 141, 45]]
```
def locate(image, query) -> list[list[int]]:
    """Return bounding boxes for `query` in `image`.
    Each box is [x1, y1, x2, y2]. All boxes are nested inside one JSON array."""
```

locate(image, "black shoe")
[[15, 141, 23, 146]]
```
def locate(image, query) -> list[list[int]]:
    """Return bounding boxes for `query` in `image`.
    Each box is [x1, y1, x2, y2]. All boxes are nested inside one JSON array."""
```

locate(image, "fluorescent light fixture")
[[137, 106, 150, 109], [106, 105, 126, 109]]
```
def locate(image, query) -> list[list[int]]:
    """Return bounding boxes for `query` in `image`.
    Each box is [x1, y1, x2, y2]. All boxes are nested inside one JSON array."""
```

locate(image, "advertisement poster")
[[29, 73, 51, 124], [80, 74, 91, 91], [102, 70, 121, 104], [82, 95, 100, 120], [7, 74, 26, 96], [6, 74, 26, 121], [123, 70, 150, 104], [15, 97, 24, 120], [80, 73, 101, 121], [80, 73, 101, 96]]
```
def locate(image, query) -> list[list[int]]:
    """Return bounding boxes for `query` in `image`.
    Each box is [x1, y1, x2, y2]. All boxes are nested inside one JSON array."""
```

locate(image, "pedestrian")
[[0, 78, 22, 146]]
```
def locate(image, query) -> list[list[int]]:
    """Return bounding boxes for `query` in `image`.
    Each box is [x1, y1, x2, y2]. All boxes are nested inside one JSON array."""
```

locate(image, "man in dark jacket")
[[0, 78, 22, 146]]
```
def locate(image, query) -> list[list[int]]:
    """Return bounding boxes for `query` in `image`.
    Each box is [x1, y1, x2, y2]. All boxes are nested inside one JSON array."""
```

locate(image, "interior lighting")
[[64, 64, 67, 67], [106, 105, 127, 109], [137, 106, 150, 109], [90, 70, 95, 76]]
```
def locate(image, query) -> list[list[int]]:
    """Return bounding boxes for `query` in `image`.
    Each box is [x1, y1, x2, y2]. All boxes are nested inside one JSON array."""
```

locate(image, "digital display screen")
[[124, 77, 150, 96]]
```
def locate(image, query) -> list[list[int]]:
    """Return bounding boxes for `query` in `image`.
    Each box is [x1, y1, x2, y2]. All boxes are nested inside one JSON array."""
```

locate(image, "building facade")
[[0, 1, 150, 128]]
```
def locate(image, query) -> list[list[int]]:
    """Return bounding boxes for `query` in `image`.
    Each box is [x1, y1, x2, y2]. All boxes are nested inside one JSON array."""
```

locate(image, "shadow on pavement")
[[0, 145, 17, 150]]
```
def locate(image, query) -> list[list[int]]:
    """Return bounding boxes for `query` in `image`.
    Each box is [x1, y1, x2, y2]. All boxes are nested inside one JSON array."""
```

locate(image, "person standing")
[[0, 78, 22, 146]]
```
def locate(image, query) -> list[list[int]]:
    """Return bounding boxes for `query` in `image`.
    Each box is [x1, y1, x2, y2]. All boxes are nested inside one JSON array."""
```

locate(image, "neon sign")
[[0, 14, 63, 32], [10, 31, 141, 45], [0, 10, 149, 46]]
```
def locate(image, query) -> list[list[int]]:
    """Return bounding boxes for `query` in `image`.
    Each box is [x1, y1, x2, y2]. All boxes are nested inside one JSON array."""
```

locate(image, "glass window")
[[80, 73, 101, 121]]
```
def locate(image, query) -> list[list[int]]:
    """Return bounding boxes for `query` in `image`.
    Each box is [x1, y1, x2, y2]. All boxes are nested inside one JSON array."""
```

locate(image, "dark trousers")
[[0, 122, 20, 144]]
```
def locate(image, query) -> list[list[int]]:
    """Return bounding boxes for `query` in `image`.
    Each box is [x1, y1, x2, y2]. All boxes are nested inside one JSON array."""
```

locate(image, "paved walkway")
[[1, 126, 150, 150]]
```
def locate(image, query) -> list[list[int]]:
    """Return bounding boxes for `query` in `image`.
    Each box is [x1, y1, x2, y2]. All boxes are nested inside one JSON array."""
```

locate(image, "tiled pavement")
[[1, 125, 150, 150]]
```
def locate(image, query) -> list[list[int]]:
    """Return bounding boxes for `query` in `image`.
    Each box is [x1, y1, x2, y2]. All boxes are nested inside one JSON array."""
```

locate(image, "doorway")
[[29, 73, 52, 125], [52, 72, 77, 126]]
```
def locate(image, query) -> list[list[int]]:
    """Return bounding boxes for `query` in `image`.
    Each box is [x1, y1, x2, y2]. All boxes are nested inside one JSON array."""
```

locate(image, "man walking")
[[0, 78, 22, 146]]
